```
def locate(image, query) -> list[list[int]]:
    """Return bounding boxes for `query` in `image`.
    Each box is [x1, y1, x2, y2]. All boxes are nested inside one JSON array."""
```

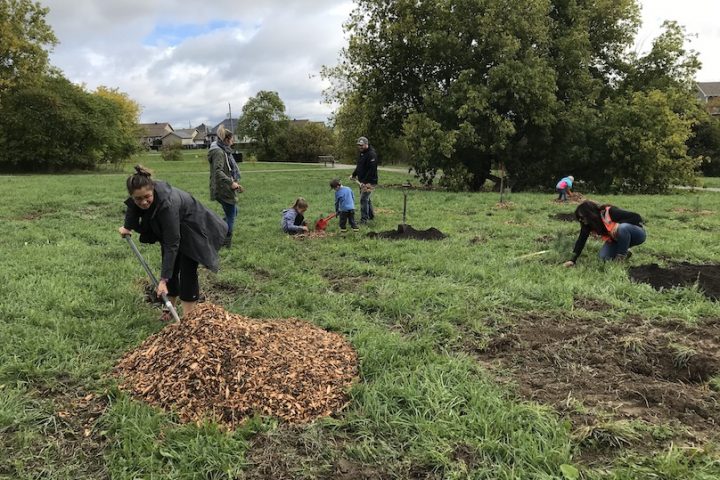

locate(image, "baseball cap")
[[356, 136, 369, 146]]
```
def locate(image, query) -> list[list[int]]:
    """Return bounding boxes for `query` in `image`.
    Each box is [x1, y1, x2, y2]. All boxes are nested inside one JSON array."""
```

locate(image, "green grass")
[[698, 176, 720, 189], [1, 154, 719, 479]]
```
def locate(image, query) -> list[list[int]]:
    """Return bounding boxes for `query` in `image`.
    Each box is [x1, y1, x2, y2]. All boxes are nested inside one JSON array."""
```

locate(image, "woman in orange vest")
[[563, 200, 645, 267]]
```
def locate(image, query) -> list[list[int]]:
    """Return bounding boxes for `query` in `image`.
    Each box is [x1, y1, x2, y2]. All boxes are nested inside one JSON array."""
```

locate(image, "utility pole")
[[228, 103, 233, 133]]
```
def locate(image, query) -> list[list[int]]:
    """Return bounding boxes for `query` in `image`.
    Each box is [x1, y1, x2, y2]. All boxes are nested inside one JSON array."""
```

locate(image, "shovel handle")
[[123, 235, 181, 322]]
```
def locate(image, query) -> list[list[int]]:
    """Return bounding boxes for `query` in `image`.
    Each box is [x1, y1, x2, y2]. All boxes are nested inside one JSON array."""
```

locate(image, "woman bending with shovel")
[[119, 166, 228, 319]]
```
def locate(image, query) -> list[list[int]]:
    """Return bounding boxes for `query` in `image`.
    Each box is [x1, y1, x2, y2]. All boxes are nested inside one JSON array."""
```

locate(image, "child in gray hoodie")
[[281, 197, 309, 234]]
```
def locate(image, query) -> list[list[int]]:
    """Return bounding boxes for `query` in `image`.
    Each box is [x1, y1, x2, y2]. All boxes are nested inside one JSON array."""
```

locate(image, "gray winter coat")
[[208, 141, 237, 205], [124, 181, 228, 279]]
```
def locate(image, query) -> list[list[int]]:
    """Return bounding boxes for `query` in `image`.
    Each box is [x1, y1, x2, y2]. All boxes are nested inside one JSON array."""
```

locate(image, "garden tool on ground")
[[314, 213, 337, 231], [123, 235, 181, 322]]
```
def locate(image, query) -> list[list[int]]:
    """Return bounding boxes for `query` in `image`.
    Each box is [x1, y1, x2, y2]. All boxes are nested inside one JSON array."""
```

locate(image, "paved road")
[[674, 185, 720, 193]]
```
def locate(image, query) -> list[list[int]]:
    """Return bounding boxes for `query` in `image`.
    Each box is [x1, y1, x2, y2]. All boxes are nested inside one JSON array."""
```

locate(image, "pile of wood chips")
[[114, 303, 358, 427]]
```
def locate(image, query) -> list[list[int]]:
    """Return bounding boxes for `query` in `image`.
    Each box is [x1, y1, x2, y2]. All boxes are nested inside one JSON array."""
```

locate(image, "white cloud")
[[39, 0, 719, 128]]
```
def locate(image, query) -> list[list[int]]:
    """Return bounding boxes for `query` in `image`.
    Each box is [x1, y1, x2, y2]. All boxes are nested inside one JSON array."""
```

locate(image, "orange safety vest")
[[600, 206, 618, 242]]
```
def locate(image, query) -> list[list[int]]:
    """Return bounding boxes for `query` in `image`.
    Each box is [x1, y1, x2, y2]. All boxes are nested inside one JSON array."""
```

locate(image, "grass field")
[[1, 151, 719, 479]]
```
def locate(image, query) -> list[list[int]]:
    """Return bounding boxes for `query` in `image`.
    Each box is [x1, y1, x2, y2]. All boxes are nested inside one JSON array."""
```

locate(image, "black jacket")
[[352, 145, 379, 184], [124, 181, 228, 279], [571, 206, 643, 262]]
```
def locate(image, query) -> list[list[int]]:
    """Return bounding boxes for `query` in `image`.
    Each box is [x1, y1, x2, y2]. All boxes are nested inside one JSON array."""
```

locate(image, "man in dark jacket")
[[351, 136, 378, 223]]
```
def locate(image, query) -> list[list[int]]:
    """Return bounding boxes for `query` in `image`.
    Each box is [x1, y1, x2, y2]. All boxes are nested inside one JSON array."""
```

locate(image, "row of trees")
[[324, 0, 718, 192], [0, 0, 141, 172], [236, 91, 335, 163]]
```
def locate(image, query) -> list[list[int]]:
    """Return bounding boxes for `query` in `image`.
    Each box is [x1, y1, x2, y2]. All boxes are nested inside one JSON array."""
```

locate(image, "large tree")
[[0, 0, 57, 96], [327, 0, 703, 192], [236, 91, 289, 161]]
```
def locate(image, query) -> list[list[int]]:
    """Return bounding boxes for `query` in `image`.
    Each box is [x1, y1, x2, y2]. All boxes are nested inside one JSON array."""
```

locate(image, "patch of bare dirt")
[[114, 304, 358, 428], [473, 314, 720, 456], [322, 271, 371, 293], [573, 296, 613, 312], [671, 207, 714, 216], [367, 225, 447, 241], [1, 377, 110, 479], [629, 263, 720, 300], [550, 212, 576, 222]]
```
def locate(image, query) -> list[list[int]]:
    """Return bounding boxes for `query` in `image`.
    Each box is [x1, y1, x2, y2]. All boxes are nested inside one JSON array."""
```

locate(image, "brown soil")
[[367, 225, 447, 241], [573, 296, 613, 312], [629, 263, 720, 300], [323, 271, 371, 293], [114, 304, 358, 427], [550, 212, 576, 222], [473, 314, 720, 455]]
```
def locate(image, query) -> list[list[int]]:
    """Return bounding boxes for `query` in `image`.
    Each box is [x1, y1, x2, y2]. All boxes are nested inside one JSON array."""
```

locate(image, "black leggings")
[[162, 250, 199, 302]]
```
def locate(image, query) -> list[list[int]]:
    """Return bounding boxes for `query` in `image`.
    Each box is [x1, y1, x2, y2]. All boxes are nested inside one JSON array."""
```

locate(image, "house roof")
[[193, 123, 210, 136], [139, 122, 173, 137], [697, 82, 720, 98], [291, 118, 326, 127], [163, 129, 196, 140], [210, 118, 239, 134]]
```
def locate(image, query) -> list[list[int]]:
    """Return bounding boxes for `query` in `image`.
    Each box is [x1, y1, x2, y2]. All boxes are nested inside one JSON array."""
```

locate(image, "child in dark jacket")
[[281, 197, 309, 234], [330, 179, 358, 232], [564, 200, 646, 266]]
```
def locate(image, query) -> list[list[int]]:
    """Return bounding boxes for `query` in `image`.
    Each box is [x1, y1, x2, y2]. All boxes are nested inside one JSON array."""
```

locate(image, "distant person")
[[281, 197, 309, 235], [563, 200, 646, 267], [209, 125, 243, 247], [555, 175, 574, 202], [330, 179, 358, 232], [119, 165, 227, 319], [350, 136, 378, 223]]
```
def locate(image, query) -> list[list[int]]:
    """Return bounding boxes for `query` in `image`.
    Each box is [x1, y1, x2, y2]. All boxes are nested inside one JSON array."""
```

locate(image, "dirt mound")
[[473, 315, 720, 452], [367, 225, 447, 240], [114, 304, 358, 427], [550, 212, 576, 222], [629, 263, 720, 300]]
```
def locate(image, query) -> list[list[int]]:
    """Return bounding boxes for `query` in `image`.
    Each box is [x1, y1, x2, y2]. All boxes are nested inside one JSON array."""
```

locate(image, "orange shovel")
[[314, 213, 337, 231]]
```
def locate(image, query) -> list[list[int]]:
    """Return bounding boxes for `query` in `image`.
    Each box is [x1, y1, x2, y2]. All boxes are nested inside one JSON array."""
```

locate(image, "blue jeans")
[[360, 187, 375, 222], [556, 187, 569, 201], [219, 201, 237, 235], [599, 224, 646, 260]]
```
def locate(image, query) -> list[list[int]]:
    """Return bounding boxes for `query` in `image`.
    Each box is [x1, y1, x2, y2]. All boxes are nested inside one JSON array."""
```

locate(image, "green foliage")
[[688, 115, 720, 177], [599, 89, 701, 192], [160, 144, 183, 162], [274, 121, 335, 163], [327, 1, 704, 193], [236, 90, 289, 161], [0, 75, 141, 172], [0, 0, 57, 95]]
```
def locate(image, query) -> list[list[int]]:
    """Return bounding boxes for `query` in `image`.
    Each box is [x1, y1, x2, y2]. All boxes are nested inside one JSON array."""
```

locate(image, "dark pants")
[[360, 186, 375, 222], [162, 249, 199, 302], [219, 200, 237, 235], [339, 210, 357, 229], [288, 213, 305, 235], [556, 187, 569, 202]]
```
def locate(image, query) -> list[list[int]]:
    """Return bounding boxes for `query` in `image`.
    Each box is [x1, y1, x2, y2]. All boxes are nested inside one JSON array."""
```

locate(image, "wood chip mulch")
[[113, 303, 358, 427]]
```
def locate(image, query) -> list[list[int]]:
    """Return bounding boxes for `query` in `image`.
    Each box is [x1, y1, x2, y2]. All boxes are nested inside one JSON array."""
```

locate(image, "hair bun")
[[134, 165, 151, 177]]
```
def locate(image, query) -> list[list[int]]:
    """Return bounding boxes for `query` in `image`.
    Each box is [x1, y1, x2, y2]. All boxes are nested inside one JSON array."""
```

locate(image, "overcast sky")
[[40, 0, 719, 128]]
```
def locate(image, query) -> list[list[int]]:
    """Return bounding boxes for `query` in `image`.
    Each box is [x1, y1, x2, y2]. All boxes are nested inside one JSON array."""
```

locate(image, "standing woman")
[[563, 200, 646, 267], [209, 124, 243, 247], [119, 165, 228, 319]]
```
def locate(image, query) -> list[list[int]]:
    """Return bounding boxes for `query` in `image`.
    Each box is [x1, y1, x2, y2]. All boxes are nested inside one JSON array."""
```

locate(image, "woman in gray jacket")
[[208, 125, 243, 247], [119, 165, 227, 319]]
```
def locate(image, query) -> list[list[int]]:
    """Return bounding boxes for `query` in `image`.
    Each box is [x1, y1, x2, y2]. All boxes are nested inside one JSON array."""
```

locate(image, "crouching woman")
[[118, 165, 228, 318], [564, 200, 646, 267]]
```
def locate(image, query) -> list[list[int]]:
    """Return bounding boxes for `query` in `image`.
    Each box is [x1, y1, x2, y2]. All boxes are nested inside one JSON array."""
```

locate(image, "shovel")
[[314, 213, 337, 231], [123, 235, 181, 322]]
